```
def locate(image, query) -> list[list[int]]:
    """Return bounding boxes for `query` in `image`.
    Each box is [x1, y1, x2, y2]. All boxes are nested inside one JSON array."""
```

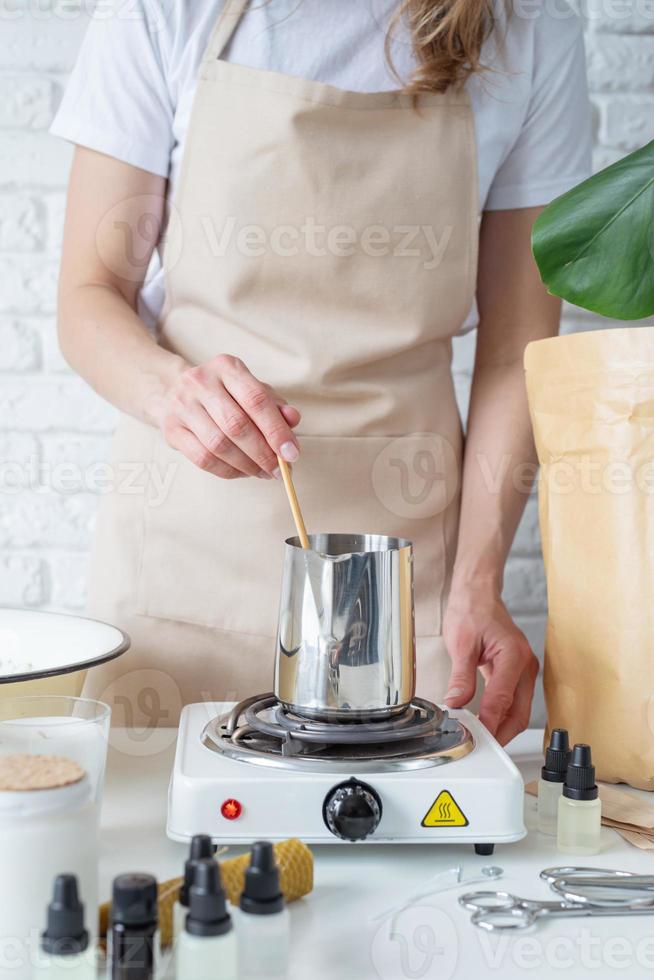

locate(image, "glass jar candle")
[[0, 697, 110, 804], [0, 754, 99, 980]]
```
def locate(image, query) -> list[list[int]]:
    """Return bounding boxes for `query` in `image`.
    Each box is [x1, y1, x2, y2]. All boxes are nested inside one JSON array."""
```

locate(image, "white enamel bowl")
[[0, 608, 129, 700]]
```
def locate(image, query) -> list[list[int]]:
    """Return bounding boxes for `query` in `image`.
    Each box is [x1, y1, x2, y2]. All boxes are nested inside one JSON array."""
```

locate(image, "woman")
[[52, 0, 591, 739]]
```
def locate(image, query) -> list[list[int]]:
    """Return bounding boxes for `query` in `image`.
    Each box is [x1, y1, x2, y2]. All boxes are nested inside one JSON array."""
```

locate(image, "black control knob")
[[323, 779, 382, 841]]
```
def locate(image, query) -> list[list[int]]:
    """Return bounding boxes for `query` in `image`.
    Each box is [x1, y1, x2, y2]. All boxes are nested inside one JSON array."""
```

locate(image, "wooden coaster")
[[0, 753, 86, 792]]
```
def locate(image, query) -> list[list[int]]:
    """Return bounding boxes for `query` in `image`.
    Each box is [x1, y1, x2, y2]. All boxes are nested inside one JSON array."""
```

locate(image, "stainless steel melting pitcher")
[[274, 533, 416, 721]]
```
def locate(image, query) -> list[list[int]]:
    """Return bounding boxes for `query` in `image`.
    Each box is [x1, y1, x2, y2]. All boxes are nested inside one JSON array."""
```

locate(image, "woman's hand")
[[442, 585, 540, 746], [157, 354, 301, 479], [57, 150, 303, 467], [440, 207, 558, 747]]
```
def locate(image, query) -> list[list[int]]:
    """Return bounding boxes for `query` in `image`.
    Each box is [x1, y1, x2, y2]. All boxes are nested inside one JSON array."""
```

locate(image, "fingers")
[[279, 403, 301, 427], [264, 385, 301, 427], [495, 655, 540, 747], [478, 642, 532, 737], [201, 385, 281, 474], [443, 624, 480, 707], [166, 425, 245, 480], [218, 356, 301, 463], [162, 357, 301, 480], [175, 402, 269, 479]]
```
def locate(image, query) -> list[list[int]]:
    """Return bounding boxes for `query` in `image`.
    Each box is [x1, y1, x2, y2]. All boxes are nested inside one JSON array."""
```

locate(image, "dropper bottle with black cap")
[[237, 841, 290, 980], [173, 833, 215, 940], [110, 873, 158, 980], [175, 858, 237, 980], [39, 874, 95, 980], [557, 743, 602, 855], [538, 729, 570, 835]]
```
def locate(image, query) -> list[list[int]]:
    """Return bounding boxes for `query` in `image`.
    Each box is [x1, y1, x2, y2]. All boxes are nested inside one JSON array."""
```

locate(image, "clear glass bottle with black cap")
[[110, 873, 158, 980], [538, 728, 571, 835], [557, 743, 602, 855], [39, 874, 95, 980], [173, 834, 215, 940], [237, 841, 290, 980], [175, 858, 237, 980]]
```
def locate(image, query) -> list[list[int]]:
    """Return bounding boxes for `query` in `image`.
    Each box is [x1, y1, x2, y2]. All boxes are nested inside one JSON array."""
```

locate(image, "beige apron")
[[85, 0, 478, 727]]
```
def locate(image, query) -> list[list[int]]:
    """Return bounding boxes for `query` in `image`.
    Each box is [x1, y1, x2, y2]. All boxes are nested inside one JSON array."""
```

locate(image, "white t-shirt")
[[51, 0, 592, 331]]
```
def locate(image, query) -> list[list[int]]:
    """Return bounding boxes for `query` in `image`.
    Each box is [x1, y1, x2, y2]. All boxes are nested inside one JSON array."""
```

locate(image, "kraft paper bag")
[[525, 328, 654, 790]]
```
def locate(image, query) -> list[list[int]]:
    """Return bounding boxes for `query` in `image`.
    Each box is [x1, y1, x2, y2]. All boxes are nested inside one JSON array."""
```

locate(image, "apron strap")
[[202, 0, 250, 63]]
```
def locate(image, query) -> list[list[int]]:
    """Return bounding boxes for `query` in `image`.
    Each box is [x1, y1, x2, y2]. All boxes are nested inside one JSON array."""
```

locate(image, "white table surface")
[[101, 728, 654, 980]]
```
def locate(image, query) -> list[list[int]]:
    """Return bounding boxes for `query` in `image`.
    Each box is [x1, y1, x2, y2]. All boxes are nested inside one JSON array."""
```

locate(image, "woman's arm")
[[443, 206, 561, 745], [58, 147, 300, 479], [58, 147, 184, 422]]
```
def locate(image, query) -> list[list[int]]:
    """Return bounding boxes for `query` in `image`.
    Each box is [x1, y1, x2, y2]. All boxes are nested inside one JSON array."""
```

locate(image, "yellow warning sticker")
[[421, 790, 469, 828]]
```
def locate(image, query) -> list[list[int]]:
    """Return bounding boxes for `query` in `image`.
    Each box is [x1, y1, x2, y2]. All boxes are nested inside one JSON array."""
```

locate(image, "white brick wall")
[[0, 5, 652, 724]]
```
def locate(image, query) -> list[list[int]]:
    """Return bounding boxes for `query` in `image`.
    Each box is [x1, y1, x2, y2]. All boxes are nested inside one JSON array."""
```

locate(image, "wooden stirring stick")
[[277, 456, 310, 549]]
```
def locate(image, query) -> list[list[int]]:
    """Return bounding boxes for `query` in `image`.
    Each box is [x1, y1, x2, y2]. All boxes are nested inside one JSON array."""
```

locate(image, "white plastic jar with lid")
[[0, 754, 98, 980]]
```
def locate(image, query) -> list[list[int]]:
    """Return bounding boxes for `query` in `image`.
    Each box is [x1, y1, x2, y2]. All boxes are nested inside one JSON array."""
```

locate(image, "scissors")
[[459, 867, 654, 931]]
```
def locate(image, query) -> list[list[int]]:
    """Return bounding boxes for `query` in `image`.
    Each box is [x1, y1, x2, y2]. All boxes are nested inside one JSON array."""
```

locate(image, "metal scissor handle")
[[459, 890, 518, 913], [470, 905, 538, 932], [459, 890, 570, 915], [459, 891, 541, 932]]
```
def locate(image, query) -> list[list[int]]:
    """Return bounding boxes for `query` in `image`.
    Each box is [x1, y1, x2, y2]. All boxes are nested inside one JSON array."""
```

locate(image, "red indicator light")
[[221, 798, 243, 820]]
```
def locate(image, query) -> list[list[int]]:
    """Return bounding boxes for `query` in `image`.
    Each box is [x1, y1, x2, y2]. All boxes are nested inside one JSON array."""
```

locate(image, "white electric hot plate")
[[0, 608, 130, 685], [168, 698, 527, 850]]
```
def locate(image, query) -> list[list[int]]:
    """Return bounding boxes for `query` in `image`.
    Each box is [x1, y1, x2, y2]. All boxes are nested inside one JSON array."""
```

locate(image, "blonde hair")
[[387, 0, 498, 94]]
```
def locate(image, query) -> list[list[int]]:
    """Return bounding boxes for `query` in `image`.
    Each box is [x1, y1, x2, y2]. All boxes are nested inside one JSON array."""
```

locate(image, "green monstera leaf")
[[532, 139, 654, 321]]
